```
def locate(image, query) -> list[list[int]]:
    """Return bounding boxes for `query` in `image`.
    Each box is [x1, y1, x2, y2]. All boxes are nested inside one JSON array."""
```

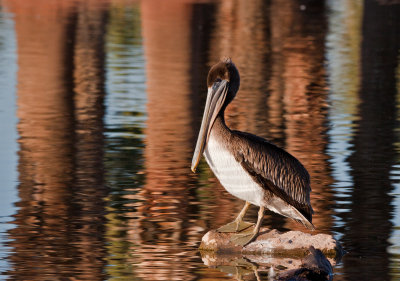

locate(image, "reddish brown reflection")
[[4, 0, 109, 279], [5, 1, 77, 278], [123, 1, 215, 280], [208, 0, 271, 135], [72, 1, 109, 279], [268, 0, 332, 232]]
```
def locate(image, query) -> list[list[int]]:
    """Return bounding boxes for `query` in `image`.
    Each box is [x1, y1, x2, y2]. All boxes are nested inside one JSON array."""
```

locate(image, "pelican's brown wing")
[[231, 130, 314, 224]]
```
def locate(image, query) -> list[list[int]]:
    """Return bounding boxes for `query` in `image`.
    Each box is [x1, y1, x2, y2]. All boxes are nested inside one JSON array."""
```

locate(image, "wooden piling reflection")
[[72, 1, 109, 279], [268, 0, 333, 232], [343, 1, 400, 279], [123, 1, 214, 280], [6, 2, 77, 279], [4, 1, 109, 279]]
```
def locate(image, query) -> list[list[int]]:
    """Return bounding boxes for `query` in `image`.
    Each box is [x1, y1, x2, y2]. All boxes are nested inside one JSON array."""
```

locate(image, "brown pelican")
[[191, 58, 314, 246]]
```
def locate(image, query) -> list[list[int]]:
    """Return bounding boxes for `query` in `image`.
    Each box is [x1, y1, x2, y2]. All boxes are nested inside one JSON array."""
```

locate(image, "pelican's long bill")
[[191, 80, 229, 172]]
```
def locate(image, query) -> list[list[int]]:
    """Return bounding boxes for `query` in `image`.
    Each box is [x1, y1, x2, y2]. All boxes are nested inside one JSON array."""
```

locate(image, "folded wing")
[[231, 130, 314, 224]]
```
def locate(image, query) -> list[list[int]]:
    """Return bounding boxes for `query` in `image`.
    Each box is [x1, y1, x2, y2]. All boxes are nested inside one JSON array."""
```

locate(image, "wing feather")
[[231, 130, 313, 222]]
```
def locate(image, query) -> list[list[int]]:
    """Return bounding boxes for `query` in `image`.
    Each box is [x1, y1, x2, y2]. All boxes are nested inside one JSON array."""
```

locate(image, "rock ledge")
[[199, 228, 343, 259]]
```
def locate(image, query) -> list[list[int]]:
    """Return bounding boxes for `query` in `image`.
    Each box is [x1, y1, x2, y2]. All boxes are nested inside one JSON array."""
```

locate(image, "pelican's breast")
[[203, 131, 265, 206]]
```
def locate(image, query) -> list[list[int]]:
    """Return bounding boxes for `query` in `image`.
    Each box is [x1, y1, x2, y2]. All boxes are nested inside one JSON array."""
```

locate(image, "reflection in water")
[[5, 0, 108, 279], [268, 0, 333, 233], [71, 1, 109, 279], [122, 1, 215, 280], [0, 0, 399, 280], [201, 247, 336, 281], [103, 3, 147, 280], [7, 1, 77, 279], [0, 8, 18, 276], [343, 1, 400, 280], [326, 0, 362, 228]]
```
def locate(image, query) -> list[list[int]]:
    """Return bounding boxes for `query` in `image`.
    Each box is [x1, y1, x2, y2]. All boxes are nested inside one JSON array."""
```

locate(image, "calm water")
[[0, 0, 399, 280]]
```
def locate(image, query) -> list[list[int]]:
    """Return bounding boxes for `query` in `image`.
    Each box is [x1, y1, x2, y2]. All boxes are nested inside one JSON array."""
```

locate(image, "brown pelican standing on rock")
[[191, 58, 314, 246]]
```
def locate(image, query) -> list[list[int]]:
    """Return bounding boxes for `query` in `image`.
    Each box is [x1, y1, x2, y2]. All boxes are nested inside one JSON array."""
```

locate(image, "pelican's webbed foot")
[[230, 206, 265, 246], [217, 220, 254, 233], [230, 227, 259, 246], [217, 201, 254, 233]]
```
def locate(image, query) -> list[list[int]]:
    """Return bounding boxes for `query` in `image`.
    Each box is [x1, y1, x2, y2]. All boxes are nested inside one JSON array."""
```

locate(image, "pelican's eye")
[[212, 78, 224, 92]]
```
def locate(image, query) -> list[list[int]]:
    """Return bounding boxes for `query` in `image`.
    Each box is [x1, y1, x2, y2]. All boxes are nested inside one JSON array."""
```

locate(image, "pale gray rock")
[[199, 228, 343, 259]]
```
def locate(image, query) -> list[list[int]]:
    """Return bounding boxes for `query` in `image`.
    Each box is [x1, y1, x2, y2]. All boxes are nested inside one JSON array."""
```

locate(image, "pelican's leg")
[[217, 201, 254, 233], [220, 258, 261, 281], [230, 206, 265, 246]]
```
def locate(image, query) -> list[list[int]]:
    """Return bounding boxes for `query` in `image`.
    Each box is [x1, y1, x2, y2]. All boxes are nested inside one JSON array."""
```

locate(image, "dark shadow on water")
[[342, 1, 400, 280]]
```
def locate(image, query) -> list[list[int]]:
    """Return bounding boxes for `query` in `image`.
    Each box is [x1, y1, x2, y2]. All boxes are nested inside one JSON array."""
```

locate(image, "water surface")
[[0, 0, 399, 280]]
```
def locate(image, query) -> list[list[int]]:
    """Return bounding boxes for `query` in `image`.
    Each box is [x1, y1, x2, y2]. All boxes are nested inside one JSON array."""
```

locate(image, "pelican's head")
[[191, 58, 240, 172], [206, 57, 240, 104]]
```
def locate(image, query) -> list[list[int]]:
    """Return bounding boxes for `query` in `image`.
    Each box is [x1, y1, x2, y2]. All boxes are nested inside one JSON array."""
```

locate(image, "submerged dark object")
[[277, 246, 333, 281], [200, 231, 340, 281], [191, 58, 314, 245]]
